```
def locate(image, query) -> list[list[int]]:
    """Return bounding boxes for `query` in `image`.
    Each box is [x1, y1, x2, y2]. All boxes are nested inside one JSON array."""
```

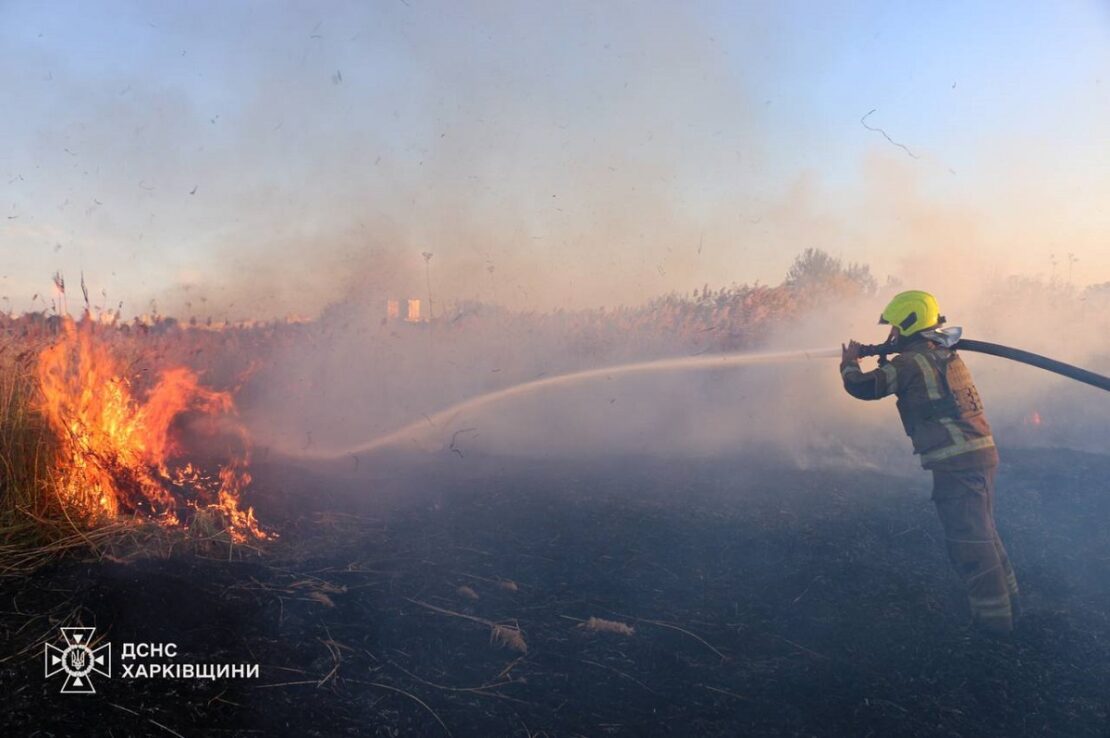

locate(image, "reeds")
[[0, 335, 66, 556]]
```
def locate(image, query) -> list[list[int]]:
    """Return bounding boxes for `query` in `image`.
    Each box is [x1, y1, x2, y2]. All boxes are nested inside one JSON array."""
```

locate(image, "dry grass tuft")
[[306, 591, 337, 608], [580, 617, 636, 637], [490, 623, 528, 654], [408, 598, 529, 655]]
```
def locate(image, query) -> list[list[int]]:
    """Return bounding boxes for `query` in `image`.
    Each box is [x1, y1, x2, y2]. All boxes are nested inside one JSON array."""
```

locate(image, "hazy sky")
[[1, 1, 1108, 318]]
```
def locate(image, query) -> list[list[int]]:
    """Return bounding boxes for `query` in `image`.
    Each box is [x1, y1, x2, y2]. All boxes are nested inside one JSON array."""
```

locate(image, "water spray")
[[286, 347, 840, 460], [287, 328, 1108, 460]]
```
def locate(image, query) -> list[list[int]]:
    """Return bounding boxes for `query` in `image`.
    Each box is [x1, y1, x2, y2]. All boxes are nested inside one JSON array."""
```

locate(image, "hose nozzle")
[[856, 340, 895, 358], [856, 326, 964, 357]]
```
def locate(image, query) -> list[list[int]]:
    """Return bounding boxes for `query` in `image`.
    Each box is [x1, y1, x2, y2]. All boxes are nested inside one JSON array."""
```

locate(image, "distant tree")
[[786, 248, 841, 287], [784, 248, 877, 296]]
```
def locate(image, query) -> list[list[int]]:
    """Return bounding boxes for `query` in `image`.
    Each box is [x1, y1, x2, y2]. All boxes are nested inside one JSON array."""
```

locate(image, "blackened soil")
[[3, 448, 1109, 737]]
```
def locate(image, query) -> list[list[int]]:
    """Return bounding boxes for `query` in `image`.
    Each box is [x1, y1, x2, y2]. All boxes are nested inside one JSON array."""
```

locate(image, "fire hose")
[[287, 328, 1108, 460], [855, 328, 1110, 393]]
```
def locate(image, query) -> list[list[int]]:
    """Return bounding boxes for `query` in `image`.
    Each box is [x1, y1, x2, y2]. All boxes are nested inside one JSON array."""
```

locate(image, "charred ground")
[[3, 447, 1109, 737]]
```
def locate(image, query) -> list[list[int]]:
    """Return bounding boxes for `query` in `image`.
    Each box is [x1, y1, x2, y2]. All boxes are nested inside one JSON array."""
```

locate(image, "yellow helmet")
[[879, 290, 943, 337]]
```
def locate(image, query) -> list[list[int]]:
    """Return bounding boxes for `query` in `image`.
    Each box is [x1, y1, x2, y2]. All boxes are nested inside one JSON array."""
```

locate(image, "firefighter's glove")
[[841, 340, 861, 365]]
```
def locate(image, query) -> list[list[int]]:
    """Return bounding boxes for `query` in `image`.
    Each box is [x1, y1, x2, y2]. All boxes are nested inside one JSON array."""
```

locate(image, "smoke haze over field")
[[244, 261, 1109, 473], [2, 1, 1109, 320]]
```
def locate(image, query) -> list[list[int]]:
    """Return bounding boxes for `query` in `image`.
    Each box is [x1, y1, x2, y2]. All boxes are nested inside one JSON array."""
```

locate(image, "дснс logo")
[[44, 627, 111, 694]]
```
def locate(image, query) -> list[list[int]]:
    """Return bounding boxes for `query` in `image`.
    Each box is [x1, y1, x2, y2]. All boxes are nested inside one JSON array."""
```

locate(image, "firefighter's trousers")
[[932, 466, 1018, 633]]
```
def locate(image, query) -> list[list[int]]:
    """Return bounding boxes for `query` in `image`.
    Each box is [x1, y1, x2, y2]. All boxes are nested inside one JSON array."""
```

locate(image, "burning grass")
[[0, 315, 269, 570]]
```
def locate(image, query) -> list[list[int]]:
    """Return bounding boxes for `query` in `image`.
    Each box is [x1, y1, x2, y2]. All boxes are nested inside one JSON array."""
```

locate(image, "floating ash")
[[34, 316, 268, 542]]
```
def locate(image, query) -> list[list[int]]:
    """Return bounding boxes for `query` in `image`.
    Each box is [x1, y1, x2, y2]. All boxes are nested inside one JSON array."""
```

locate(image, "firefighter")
[[840, 290, 1019, 634]]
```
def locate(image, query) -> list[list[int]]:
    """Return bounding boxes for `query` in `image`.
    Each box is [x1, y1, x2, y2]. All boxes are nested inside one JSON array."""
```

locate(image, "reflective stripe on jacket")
[[841, 341, 999, 471]]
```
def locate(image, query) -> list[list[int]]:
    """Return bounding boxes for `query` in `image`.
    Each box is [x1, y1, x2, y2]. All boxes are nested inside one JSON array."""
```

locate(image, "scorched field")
[[4, 449, 1109, 737]]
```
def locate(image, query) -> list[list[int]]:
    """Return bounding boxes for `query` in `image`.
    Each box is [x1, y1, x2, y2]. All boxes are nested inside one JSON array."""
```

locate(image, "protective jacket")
[[841, 338, 999, 471]]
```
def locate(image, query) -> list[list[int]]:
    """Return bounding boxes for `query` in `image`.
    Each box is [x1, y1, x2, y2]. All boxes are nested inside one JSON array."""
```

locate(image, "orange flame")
[[35, 317, 267, 541]]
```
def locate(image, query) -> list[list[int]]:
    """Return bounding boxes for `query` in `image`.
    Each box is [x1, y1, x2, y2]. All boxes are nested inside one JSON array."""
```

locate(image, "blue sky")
[[1, 1, 1107, 318]]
